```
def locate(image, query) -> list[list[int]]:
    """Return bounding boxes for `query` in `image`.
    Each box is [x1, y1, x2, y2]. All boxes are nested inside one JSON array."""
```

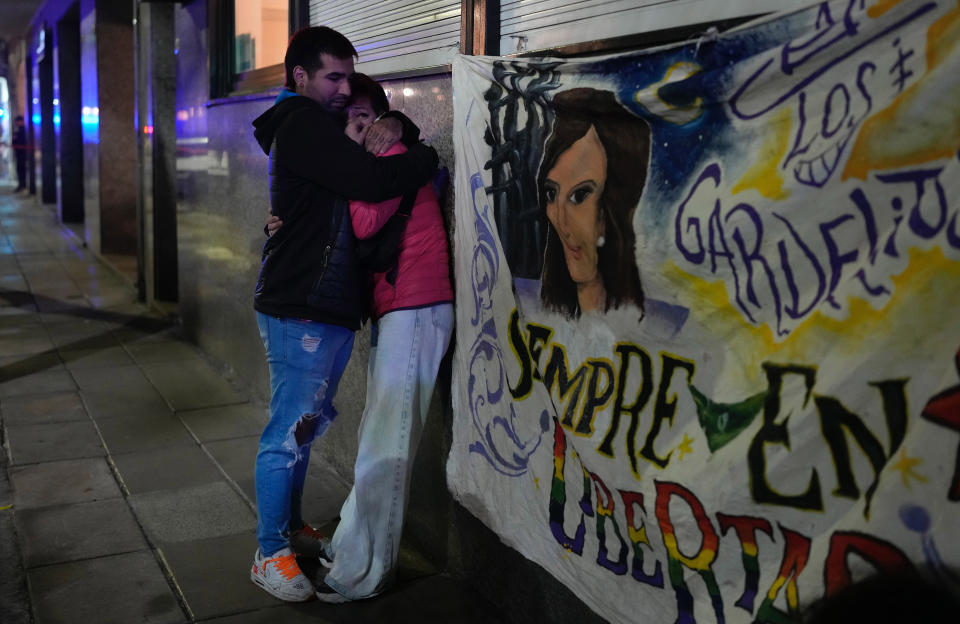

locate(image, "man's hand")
[[363, 116, 403, 155], [265, 213, 282, 237]]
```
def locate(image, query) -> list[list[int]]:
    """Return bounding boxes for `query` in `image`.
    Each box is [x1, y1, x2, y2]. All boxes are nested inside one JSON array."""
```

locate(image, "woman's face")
[[543, 126, 607, 286], [346, 96, 377, 143]]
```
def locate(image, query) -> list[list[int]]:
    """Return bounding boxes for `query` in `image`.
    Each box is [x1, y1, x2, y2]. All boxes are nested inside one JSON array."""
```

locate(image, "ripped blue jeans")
[[255, 312, 354, 556]]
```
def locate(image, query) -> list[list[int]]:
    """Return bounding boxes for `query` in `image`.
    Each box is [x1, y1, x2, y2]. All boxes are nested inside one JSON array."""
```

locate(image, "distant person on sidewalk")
[[269, 73, 453, 603], [249, 26, 438, 602], [12, 116, 28, 192]]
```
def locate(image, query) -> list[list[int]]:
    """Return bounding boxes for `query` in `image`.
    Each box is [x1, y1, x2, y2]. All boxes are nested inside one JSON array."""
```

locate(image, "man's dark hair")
[[15, 115, 24, 122], [348, 73, 389, 116], [284, 26, 357, 89]]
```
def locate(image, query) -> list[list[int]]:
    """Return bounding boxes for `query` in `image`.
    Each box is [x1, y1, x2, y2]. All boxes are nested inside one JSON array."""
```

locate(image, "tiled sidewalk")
[[0, 187, 503, 624]]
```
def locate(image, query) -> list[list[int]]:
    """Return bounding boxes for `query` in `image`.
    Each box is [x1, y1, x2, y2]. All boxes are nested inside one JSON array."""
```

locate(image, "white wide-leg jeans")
[[324, 303, 453, 600]]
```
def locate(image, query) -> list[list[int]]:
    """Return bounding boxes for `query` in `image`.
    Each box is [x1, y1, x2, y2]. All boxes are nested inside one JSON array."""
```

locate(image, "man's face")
[[297, 53, 354, 112]]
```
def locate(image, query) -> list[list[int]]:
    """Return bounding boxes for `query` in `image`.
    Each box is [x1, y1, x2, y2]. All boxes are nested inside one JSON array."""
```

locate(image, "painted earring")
[[596, 235, 606, 248]]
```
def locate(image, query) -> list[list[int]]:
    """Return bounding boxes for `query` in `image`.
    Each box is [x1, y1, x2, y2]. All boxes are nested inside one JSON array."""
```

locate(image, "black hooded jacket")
[[252, 94, 438, 329]]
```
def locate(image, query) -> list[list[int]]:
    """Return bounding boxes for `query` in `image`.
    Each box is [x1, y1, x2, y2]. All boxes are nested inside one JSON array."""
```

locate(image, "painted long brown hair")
[[538, 88, 650, 317]]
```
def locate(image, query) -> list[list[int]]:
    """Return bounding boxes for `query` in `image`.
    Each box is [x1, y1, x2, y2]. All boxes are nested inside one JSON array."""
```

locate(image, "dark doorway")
[[38, 27, 56, 204], [24, 52, 36, 194], [57, 4, 83, 224], [135, 1, 178, 305], [151, 3, 178, 305]]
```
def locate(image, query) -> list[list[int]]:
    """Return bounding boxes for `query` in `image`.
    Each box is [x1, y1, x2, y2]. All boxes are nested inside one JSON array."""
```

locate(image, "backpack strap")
[[384, 189, 418, 286], [395, 187, 417, 218]]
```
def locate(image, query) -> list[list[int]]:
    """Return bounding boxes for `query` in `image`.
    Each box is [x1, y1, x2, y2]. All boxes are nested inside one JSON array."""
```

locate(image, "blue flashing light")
[[32, 114, 41, 125], [54, 114, 61, 126], [81, 107, 100, 130]]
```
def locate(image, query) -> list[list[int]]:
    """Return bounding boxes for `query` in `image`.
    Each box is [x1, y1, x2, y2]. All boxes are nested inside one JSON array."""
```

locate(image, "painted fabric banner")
[[448, 1, 960, 622]]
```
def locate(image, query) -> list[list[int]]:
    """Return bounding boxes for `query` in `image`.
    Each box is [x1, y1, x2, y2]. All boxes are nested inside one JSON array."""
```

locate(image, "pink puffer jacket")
[[349, 142, 453, 321]]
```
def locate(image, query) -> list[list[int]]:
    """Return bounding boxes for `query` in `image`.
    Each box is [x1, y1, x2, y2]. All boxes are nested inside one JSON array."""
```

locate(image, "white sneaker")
[[250, 547, 314, 602], [314, 577, 351, 604]]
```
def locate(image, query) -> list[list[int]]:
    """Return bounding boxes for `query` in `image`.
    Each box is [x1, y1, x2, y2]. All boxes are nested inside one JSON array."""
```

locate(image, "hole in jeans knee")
[[294, 413, 321, 446], [282, 423, 304, 468]]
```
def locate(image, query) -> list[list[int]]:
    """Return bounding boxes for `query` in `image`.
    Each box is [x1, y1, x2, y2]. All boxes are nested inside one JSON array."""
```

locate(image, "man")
[[12, 116, 27, 192], [249, 26, 438, 602]]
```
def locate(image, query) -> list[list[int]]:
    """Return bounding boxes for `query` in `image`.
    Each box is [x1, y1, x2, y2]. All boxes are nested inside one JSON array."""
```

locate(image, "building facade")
[[1, 1, 811, 618]]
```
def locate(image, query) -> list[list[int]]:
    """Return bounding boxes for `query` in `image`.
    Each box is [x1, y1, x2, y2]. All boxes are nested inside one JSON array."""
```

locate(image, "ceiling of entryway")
[[0, 0, 45, 45]]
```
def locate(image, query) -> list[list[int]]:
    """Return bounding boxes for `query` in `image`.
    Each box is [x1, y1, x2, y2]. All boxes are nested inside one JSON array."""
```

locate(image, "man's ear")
[[293, 66, 305, 87]]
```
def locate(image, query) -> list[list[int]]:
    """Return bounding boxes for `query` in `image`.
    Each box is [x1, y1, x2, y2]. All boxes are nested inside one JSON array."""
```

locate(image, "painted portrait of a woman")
[[537, 88, 650, 318]]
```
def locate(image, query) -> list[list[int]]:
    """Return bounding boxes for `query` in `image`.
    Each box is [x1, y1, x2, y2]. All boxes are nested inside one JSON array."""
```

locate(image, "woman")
[[538, 88, 650, 317], [272, 74, 454, 602]]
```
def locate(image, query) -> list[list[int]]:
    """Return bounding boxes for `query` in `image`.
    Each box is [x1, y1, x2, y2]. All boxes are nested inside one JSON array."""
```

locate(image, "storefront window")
[[235, 0, 288, 72]]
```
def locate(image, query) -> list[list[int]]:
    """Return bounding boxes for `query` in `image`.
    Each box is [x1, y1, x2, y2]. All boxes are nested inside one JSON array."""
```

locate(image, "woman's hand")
[[265, 213, 282, 237], [345, 120, 370, 146], [363, 116, 402, 155]]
